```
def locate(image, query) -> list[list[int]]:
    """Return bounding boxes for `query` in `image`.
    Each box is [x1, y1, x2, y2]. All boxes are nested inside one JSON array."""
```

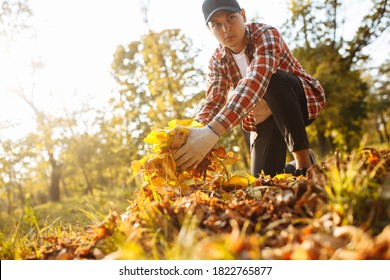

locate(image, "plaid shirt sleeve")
[[195, 52, 231, 126]]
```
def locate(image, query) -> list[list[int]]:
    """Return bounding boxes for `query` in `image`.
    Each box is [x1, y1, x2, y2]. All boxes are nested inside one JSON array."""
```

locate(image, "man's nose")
[[222, 22, 231, 32]]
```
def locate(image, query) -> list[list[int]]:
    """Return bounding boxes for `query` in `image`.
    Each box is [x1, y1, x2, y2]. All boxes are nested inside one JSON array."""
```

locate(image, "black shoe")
[[284, 162, 296, 174], [284, 149, 317, 174], [294, 168, 308, 177]]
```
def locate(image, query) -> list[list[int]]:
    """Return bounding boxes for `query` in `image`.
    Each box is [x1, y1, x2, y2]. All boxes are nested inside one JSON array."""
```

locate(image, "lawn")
[[1, 124, 389, 260]]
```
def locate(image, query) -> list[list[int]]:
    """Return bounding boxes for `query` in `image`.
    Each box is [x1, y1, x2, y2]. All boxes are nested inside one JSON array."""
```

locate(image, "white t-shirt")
[[231, 49, 272, 124]]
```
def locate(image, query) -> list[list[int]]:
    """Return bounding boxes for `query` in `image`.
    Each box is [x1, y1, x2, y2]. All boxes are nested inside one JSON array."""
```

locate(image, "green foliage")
[[323, 146, 388, 231], [111, 29, 205, 153], [364, 59, 390, 144], [0, 188, 131, 259], [294, 44, 369, 152], [285, 0, 389, 154]]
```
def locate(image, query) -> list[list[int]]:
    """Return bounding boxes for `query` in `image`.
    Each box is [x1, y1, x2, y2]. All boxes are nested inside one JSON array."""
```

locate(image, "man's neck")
[[229, 45, 246, 54]]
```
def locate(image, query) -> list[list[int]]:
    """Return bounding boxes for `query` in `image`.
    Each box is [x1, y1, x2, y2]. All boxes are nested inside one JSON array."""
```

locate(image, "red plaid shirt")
[[196, 23, 326, 132]]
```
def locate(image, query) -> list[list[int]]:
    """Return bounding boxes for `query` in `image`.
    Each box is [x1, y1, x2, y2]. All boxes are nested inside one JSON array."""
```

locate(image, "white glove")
[[173, 126, 219, 170]]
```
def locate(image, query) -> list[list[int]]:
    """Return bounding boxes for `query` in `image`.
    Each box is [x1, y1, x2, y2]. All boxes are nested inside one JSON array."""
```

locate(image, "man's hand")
[[173, 126, 219, 170]]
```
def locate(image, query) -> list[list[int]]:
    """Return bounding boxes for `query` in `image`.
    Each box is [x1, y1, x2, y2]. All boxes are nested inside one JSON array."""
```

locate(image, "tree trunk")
[[376, 120, 385, 143], [61, 177, 70, 198], [50, 166, 61, 202], [316, 125, 330, 158], [16, 182, 26, 208], [82, 168, 93, 195], [380, 113, 390, 143], [49, 154, 61, 202], [6, 184, 12, 215]]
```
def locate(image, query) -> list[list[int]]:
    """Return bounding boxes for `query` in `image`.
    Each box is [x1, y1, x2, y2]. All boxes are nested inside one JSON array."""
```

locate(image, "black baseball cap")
[[202, 0, 241, 24]]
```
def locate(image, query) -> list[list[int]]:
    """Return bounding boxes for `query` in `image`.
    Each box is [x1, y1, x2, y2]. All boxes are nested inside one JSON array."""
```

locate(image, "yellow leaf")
[[150, 177, 166, 187], [168, 119, 191, 128], [274, 173, 293, 180], [223, 151, 240, 166], [291, 248, 310, 260], [143, 130, 168, 144], [162, 156, 177, 180], [170, 127, 190, 149], [131, 160, 142, 175], [222, 175, 250, 188], [189, 120, 204, 128], [245, 174, 257, 185], [220, 192, 231, 200], [179, 184, 192, 195], [167, 119, 204, 129]]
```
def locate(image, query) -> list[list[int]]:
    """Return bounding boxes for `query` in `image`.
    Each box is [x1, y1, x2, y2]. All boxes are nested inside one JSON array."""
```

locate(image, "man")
[[173, 0, 326, 177]]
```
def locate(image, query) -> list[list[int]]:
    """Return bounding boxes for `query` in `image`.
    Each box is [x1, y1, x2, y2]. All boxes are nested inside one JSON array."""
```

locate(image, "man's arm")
[[195, 55, 231, 125]]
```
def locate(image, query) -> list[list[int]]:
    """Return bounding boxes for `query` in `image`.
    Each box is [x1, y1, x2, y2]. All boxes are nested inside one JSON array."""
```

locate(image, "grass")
[[322, 147, 389, 232], [0, 145, 389, 260], [0, 187, 133, 259]]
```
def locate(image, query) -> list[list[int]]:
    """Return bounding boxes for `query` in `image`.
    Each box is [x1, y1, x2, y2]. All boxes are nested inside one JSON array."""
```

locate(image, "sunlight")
[[0, 42, 37, 139], [0, 0, 389, 269], [0, 0, 388, 143]]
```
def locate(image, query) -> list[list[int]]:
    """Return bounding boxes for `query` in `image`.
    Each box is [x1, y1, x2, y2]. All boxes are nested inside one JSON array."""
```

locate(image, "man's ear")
[[240, 9, 247, 22]]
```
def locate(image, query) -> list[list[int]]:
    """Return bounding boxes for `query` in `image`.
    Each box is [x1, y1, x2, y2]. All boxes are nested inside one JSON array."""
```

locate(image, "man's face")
[[207, 9, 247, 54]]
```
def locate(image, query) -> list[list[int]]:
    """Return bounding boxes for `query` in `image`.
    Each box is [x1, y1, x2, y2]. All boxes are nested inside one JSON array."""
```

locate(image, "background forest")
[[0, 0, 389, 240]]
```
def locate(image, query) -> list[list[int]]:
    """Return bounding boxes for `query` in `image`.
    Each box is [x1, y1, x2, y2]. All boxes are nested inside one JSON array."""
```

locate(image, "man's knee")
[[265, 71, 290, 97], [264, 70, 300, 103]]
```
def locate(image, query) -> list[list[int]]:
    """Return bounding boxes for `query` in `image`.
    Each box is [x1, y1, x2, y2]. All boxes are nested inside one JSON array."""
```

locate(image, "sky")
[[0, 0, 388, 140]]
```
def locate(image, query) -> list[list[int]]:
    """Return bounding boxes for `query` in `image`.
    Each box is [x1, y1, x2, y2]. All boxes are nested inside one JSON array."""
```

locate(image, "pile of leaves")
[[14, 121, 390, 260]]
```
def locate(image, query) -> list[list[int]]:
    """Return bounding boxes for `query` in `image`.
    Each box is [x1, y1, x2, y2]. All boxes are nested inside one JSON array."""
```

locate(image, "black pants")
[[250, 70, 313, 177]]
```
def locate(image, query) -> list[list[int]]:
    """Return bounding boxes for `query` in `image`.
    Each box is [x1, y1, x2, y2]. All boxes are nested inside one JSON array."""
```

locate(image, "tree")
[[59, 107, 136, 195], [285, 0, 389, 155], [365, 60, 390, 144], [0, 138, 33, 214], [11, 81, 65, 201], [111, 28, 205, 154], [0, 0, 33, 41]]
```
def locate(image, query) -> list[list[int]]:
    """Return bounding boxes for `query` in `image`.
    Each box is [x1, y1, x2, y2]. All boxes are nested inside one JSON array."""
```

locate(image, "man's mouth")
[[225, 34, 234, 40]]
